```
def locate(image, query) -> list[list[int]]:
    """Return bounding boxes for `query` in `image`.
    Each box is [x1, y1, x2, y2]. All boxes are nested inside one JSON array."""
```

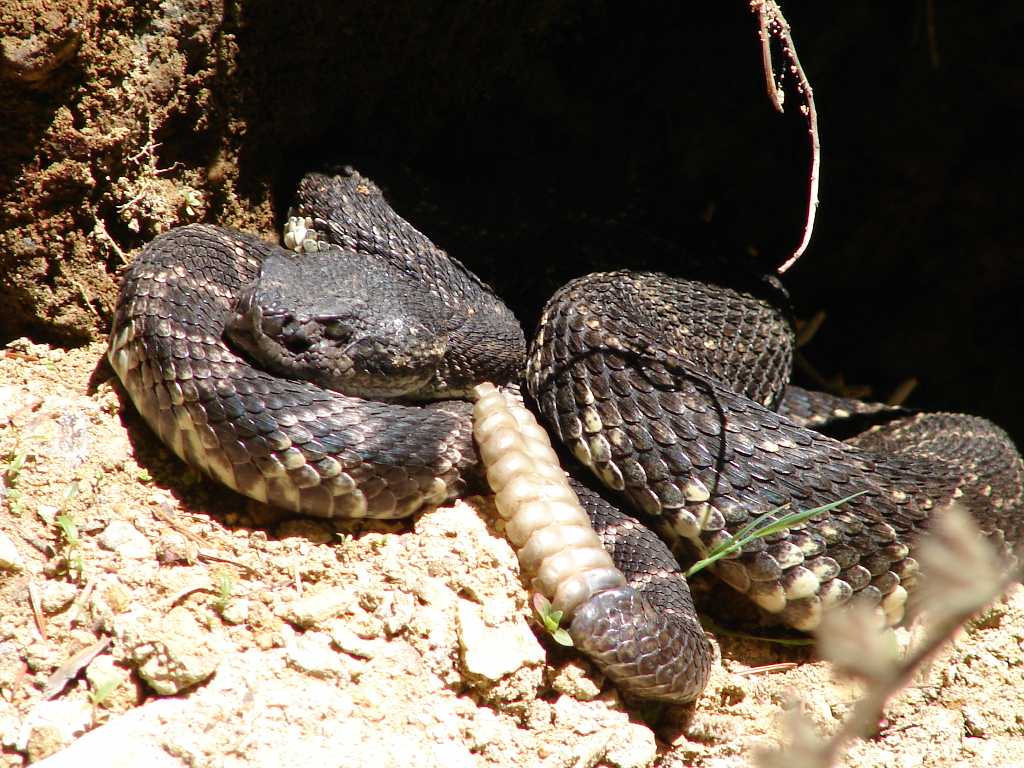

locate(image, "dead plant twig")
[[750, 0, 821, 275], [757, 505, 1017, 768]]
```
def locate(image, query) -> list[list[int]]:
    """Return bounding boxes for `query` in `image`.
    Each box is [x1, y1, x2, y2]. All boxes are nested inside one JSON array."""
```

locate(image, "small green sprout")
[[88, 678, 120, 708], [2, 449, 29, 514], [55, 512, 79, 548], [686, 491, 867, 579], [183, 189, 203, 218], [54, 509, 85, 580], [212, 571, 235, 614], [532, 593, 573, 646], [4, 449, 28, 480]]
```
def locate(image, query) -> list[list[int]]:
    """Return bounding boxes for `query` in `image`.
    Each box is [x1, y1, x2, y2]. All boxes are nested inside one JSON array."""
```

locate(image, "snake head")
[[225, 249, 448, 400]]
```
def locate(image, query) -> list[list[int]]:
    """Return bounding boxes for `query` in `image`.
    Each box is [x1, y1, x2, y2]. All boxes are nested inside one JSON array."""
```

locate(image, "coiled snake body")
[[108, 170, 1024, 703]]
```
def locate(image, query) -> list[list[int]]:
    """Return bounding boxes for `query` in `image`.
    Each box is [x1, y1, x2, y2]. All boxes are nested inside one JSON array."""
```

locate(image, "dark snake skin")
[[108, 169, 1024, 703]]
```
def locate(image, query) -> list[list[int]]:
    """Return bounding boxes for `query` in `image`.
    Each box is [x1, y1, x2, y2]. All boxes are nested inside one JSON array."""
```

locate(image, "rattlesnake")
[[108, 169, 1024, 702]]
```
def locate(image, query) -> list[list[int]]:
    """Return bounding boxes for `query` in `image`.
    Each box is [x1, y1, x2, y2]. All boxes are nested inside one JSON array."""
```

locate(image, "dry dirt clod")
[[284, 631, 351, 681], [125, 607, 226, 696], [96, 521, 153, 560], [278, 586, 354, 629], [0, 532, 24, 571], [456, 598, 546, 683], [604, 722, 659, 768], [549, 659, 603, 702], [20, 699, 92, 763]]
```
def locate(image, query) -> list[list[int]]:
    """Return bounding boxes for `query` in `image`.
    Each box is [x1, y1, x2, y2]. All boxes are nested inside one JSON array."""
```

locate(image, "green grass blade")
[[685, 490, 868, 578]]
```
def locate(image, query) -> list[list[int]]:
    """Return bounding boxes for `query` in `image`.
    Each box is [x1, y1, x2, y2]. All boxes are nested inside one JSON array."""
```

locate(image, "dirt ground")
[[0, 340, 1023, 767]]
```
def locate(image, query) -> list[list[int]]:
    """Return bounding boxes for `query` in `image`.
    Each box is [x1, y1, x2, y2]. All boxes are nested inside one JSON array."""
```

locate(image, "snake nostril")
[[283, 333, 311, 354], [280, 318, 312, 354], [260, 311, 287, 338]]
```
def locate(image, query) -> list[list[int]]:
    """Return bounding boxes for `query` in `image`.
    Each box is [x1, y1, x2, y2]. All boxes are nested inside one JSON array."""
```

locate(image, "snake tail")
[[473, 382, 712, 702]]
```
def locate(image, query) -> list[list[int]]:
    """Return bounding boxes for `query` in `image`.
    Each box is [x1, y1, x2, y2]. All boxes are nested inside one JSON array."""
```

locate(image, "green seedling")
[[88, 677, 120, 708], [55, 512, 79, 548], [55, 510, 85, 580], [2, 449, 29, 514], [53, 483, 85, 580], [532, 593, 573, 646], [183, 189, 203, 218], [212, 571, 235, 614]]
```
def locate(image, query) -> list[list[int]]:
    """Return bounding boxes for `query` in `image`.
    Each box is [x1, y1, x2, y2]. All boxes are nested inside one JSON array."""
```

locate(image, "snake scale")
[[108, 169, 1024, 703]]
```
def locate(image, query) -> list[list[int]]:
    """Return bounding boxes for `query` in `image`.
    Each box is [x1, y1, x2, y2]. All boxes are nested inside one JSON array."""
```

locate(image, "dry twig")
[[757, 504, 1016, 768], [750, 0, 821, 274]]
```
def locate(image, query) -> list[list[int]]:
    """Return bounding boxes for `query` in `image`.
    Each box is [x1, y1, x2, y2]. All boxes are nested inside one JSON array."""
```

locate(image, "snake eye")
[[323, 319, 353, 341]]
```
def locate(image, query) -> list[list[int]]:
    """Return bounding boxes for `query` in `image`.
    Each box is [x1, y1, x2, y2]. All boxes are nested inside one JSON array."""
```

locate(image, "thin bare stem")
[[750, 1, 821, 274], [758, 7, 784, 113], [819, 576, 1016, 766], [757, 506, 1017, 768]]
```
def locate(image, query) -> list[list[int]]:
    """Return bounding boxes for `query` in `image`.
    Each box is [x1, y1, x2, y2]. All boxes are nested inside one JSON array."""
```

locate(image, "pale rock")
[[456, 598, 545, 681], [21, 699, 92, 762], [0, 532, 23, 571], [97, 520, 153, 560], [279, 586, 353, 628], [550, 659, 602, 701], [328, 622, 379, 658], [219, 598, 250, 625], [604, 722, 658, 768], [40, 581, 79, 614], [128, 607, 223, 695], [286, 632, 348, 680]]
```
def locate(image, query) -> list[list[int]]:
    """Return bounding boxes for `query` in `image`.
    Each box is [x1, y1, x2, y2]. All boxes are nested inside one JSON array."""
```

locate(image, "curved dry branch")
[[751, 0, 821, 275]]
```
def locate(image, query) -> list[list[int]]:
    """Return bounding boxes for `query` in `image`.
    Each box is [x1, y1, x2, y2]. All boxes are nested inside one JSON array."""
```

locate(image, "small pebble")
[[456, 599, 545, 682], [40, 581, 78, 614], [286, 632, 347, 680], [280, 587, 353, 628], [97, 520, 154, 560], [0, 532, 24, 571], [220, 599, 250, 625]]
